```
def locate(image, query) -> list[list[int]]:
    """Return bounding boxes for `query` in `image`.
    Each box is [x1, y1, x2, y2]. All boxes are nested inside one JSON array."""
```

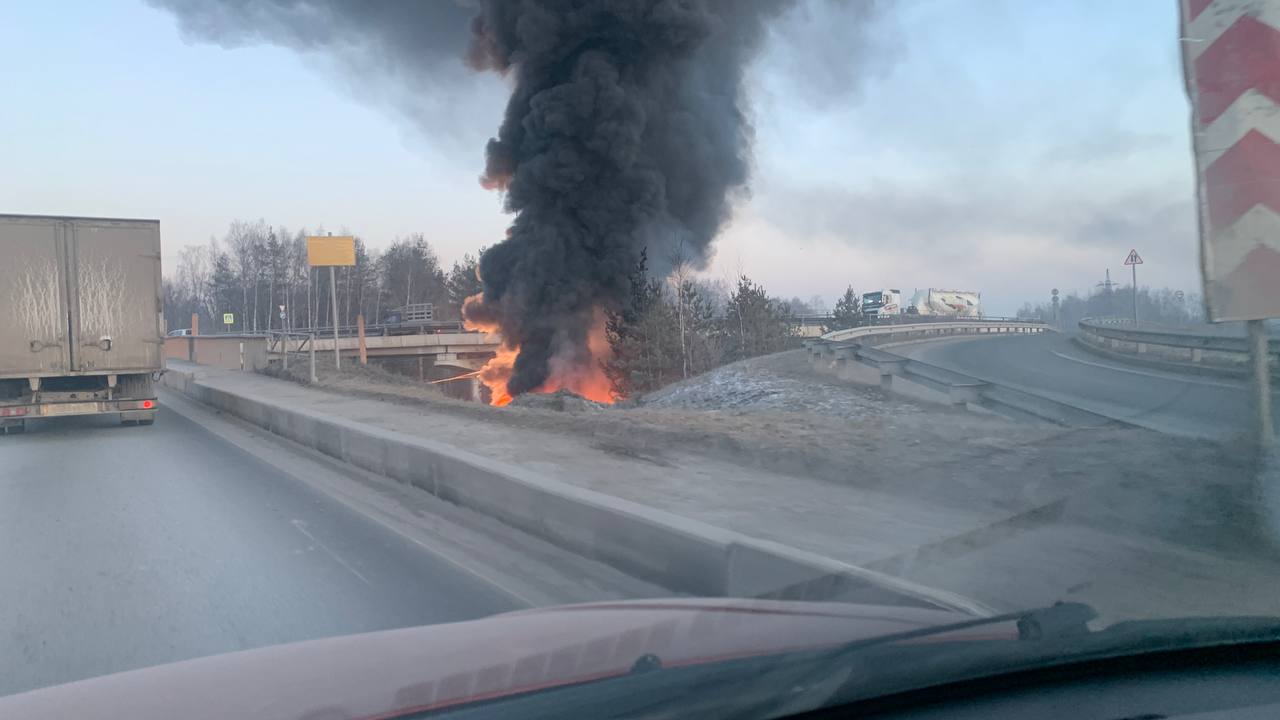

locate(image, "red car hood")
[[0, 598, 1007, 720]]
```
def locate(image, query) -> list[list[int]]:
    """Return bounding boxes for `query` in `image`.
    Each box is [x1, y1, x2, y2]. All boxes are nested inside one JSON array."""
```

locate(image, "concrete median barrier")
[[159, 366, 991, 616]]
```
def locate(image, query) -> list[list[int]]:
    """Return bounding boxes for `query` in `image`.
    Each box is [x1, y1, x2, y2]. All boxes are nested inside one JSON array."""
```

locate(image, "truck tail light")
[[119, 400, 156, 410], [0, 407, 28, 417]]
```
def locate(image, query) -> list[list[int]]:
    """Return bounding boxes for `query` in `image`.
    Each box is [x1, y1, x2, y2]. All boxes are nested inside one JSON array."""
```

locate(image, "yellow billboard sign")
[[306, 235, 356, 266]]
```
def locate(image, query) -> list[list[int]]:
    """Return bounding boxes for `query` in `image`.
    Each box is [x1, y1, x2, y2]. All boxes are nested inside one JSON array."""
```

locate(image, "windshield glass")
[[2, 0, 1278, 716]]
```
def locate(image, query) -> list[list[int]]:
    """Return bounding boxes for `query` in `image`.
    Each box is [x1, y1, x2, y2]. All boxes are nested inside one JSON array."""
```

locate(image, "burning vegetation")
[[464, 299, 614, 406]]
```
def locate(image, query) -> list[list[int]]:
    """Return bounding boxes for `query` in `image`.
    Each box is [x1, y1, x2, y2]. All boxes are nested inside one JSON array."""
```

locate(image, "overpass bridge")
[[271, 331, 502, 372]]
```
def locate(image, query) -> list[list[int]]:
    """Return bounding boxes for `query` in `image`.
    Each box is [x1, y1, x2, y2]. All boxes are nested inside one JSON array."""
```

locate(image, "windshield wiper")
[[823, 601, 1096, 659], [807, 603, 1280, 714]]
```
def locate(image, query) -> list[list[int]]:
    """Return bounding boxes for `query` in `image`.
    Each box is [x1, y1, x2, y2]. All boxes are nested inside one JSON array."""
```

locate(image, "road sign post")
[[306, 235, 356, 372], [1123, 249, 1143, 324], [329, 266, 340, 370]]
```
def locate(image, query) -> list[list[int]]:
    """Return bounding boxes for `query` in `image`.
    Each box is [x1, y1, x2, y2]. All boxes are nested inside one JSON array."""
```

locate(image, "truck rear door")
[[0, 216, 72, 375], [67, 219, 163, 372]]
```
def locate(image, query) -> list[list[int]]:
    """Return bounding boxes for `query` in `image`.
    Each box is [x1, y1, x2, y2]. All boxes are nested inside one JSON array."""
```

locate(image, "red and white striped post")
[[1181, 0, 1280, 443]]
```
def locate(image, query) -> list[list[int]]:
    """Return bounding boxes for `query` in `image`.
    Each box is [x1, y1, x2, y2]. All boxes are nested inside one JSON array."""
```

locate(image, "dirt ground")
[[265, 350, 1247, 512], [264, 351, 1067, 492], [249, 348, 1276, 620]]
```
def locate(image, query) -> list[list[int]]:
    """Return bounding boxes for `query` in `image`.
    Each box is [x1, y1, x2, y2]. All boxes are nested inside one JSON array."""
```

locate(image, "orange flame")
[[464, 294, 614, 406]]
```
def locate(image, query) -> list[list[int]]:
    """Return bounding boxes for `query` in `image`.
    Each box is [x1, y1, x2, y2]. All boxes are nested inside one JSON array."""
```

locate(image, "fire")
[[464, 295, 614, 407]]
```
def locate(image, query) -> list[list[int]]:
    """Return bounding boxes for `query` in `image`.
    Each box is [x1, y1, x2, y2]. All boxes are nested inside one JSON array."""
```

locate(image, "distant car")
[[167, 329, 192, 337]]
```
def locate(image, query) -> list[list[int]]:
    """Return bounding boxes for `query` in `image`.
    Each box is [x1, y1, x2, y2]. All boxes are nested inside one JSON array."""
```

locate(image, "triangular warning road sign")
[[1124, 249, 1143, 265]]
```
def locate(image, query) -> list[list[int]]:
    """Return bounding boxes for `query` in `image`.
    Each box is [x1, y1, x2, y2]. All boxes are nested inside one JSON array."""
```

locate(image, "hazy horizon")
[[1, 0, 1197, 316]]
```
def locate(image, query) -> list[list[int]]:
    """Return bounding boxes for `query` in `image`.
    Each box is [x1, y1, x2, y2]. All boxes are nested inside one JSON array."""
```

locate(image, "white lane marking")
[[291, 518, 372, 586], [1048, 349, 1258, 391]]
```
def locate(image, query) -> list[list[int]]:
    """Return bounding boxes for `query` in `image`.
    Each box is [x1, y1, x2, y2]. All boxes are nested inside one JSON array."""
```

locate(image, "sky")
[[0, 0, 1197, 316]]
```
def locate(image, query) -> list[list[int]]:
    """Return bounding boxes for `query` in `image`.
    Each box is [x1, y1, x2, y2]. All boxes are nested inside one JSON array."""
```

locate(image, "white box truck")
[[860, 289, 902, 320], [0, 214, 163, 434]]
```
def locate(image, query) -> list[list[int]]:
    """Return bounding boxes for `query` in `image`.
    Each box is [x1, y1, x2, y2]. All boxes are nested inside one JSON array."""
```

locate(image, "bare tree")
[[666, 236, 693, 379]]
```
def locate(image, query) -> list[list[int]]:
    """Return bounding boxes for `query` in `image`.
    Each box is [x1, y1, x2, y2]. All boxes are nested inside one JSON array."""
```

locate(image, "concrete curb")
[[159, 365, 993, 616]]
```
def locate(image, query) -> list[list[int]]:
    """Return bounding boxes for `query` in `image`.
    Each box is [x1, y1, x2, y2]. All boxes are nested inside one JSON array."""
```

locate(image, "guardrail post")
[[876, 358, 905, 389], [309, 334, 317, 384], [1249, 320, 1274, 446], [1191, 348, 1202, 364]]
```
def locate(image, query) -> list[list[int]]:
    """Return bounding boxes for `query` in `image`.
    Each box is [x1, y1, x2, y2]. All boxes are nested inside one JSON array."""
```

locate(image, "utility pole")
[[1096, 269, 1118, 317]]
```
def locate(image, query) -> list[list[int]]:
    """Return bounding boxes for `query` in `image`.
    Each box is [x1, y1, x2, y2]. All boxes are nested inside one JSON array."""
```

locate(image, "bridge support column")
[[470, 376, 482, 403], [948, 385, 983, 406]]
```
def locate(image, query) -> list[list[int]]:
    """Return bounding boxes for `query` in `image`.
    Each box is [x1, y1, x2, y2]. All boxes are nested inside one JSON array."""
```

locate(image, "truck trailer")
[[906, 288, 982, 317], [0, 214, 163, 434]]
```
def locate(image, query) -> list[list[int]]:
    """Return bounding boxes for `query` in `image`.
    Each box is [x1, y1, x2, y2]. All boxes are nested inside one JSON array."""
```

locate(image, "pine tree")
[[445, 251, 485, 320], [825, 286, 861, 333], [208, 251, 237, 332], [720, 274, 795, 361], [604, 250, 679, 398]]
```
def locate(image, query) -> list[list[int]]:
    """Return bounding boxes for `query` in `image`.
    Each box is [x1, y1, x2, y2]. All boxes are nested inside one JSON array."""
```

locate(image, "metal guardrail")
[[1078, 317, 1280, 355], [201, 320, 469, 339], [822, 318, 1050, 344], [267, 331, 317, 383], [807, 321, 1110, 427], [1076, 318, 1279, 384], [795, 314, 1041, 329]]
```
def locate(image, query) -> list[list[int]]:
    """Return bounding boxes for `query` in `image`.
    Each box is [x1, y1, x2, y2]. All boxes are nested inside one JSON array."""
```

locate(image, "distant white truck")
[[860, 289, 902, 320], [907, 288, 982, 317], [0, 214, 163, 434]]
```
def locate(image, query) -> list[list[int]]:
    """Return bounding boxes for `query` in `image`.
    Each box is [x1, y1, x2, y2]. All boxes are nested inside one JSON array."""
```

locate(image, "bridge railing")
[[267, 331, 317, 382], [821, 318, 1052, 344], [806, 320, 1108, 427], [1077, 317, 1278, 376]]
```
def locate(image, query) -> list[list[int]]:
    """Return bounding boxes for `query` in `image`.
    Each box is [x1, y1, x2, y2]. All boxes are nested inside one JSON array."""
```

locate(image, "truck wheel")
[[120, 418, 137, 426], [139, 418, 155, 426]]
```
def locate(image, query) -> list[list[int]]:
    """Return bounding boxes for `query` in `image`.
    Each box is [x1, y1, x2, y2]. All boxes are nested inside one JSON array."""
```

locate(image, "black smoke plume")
[[152, 0, 793, 396], [466, 0, 787, 395]]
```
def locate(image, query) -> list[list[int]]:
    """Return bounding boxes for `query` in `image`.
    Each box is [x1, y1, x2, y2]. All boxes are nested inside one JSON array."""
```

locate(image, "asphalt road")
[[900, 332, 1279, 439], [0, 400, 656, 698]]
